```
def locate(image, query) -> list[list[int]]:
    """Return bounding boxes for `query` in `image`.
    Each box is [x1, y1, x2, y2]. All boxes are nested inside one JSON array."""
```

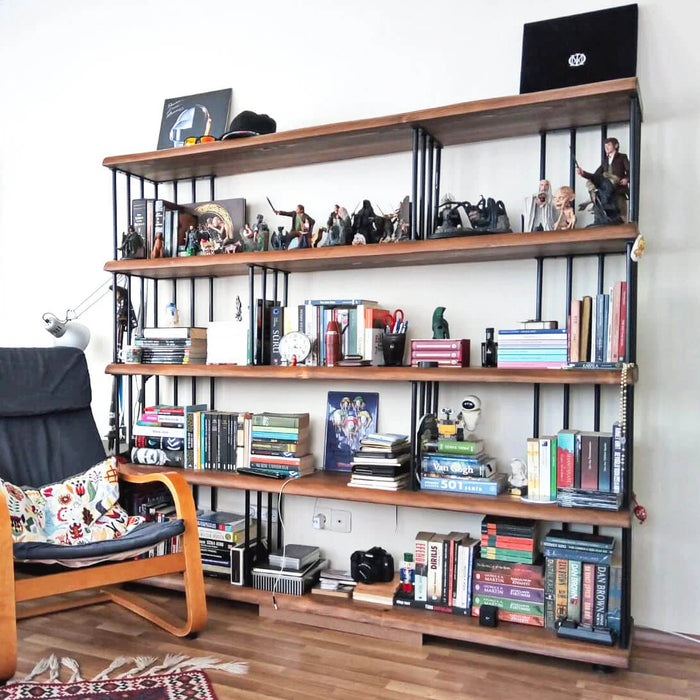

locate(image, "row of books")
[[134, 326, 208, 365], [542, 529, 620, 636], [568, 281, 628, 365], [526, 425, 625, 510], [496, 328, 568, 369], [409, 338, 470, 367]]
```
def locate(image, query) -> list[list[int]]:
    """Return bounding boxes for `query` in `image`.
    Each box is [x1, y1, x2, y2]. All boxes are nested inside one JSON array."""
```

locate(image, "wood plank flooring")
[[13, 589, 700, 699]]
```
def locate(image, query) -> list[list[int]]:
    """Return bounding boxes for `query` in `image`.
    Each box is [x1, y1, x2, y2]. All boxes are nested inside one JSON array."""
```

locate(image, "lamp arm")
[[66, 278, 116, 321]]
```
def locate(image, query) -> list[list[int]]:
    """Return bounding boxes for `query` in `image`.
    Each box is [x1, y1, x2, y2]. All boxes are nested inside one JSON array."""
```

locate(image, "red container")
[[325, 320, 342, 366]]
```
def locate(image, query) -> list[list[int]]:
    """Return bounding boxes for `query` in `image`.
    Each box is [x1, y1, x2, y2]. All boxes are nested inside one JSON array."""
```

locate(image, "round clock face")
[[279, 331, 311, 364]]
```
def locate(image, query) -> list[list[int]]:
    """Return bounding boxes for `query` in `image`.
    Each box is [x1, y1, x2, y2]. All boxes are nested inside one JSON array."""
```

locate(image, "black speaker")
[[479, 604, 498, 627]]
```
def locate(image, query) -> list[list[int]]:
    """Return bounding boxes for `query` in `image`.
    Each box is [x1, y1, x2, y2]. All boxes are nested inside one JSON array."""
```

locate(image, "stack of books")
[[131, 404, 190, 467], [496, 328, 568, 369], [248, 413, 314, 478], [410, 338, 470, 367], [197, 509, 258, 582], [312, 569, 357, 598], [348, 433, 411, 490], [471, 553, 546, 627], [542, 530, 617, 632], [479, 516, 539, 564], [252, 544, 327, 595], [135, 327, 207, 365], [419, 437, 505, 496]]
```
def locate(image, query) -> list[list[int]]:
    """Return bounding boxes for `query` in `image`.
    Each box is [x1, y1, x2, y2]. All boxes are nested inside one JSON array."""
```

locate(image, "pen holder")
[[381, 333, 406, 367]]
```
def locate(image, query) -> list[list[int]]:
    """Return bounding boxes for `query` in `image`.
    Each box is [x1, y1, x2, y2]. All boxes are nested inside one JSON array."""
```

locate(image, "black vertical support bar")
[[629, 94, 641, 223], [283, 271, 289, 307], [533, 256, 544, 438], [210, 488, 217, 512], [277, 493, 283, 549], [154, 279, 160, 405], [266, 492, 273, 553], [209, 176, 215, 202], [433, 144, 442, 235], [111, 170, 119, 274], [594, 254, 605, 431], [209, 277, 215, 409], [425, 135, 434, 238], [244, 490, 251, 585], [125, 175, 131, 234], [273, 270, 279, 302], [601, 124, 608, 163], [191, 178, 196, 204], [432, 382, 439, 417], [261, 268, 268, 365], [410, 127, 419, 240], [191, 278, 197, 403], [563, 255, 573, 429], [569, 128, 577, 190], [248, 266, 255, 364], [418, 129, 426, 240], [410, 382, 418, 491], [256, 490, 262, 560], [419, 382, 426, 419], [539, 132, 547, 180]]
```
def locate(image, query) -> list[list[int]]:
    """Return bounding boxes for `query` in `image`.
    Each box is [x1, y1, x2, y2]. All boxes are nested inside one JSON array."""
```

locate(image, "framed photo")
[[157, 88, 232, 150], [323, 391, 379, 472]]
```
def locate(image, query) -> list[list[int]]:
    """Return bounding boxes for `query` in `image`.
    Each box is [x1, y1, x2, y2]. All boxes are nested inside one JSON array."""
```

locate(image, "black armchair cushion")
[[13, 519, 185, 563]]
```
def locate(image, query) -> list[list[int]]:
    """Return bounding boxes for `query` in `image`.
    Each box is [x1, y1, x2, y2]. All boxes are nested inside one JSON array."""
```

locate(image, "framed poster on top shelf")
[[323, 391, 378, 472]]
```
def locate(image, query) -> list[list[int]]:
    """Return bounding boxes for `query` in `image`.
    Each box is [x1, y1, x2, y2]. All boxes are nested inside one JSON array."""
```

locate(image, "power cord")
[[271, 477, 296, 610]]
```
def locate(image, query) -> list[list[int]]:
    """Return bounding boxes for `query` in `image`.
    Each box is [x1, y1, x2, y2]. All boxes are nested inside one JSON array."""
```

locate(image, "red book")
[[411, 339, 470, 351], [610, 281, 622, 363], [581, 563, 596, 625], [411, 349, 464, 359]]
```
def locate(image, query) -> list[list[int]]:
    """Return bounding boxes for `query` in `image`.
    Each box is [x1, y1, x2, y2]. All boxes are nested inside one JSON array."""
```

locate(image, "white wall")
[[1, 0, 698, 634]]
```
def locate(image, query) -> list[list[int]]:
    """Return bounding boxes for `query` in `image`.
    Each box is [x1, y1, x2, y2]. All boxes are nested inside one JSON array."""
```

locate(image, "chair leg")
[[104, 521, 207, 637], [0, 494, 17, 681]]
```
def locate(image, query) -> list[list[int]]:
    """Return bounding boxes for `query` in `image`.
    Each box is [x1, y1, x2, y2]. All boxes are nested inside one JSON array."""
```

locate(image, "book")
[[414, 530, 433, 603], [420, 455, 495, 479], [141, 327, 207, 339], [352, 574, 400, 605], [543, 546, 612, 565], [579, 295, 592, 361], [543, 529, 614, 550], [472, 581, 544, 603], [360, 433, 409, 449], [130, 447, 183, 467], [306, 298, 378, 306], [410, 339, 470, 351], [594, 564, 610, 626], [419, 473, 507, 496], [578, 432, 600, 490], [568, 559, 582, 622], [422, 438, 485, 456], [197, 510, 246, 531], [252, 412, 310, 429]]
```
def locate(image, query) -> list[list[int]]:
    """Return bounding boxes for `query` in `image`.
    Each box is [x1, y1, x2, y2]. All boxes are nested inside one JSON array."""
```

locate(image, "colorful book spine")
[[419, 474, 506, 496], [471, 606, 544, 627], [567, 560, 582, 623], [581, 562, 596, 625], [472, 594, 544, 617], [554, 558, 569, 621], [414, 531, 433, 603], [472, 582, 544, 603], [594, 564, 610, 626], [420, 456, 495, 478]]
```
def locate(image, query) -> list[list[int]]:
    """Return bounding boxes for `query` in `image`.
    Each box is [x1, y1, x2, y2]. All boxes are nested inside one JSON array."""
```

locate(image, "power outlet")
[[313, 507, 331, 530], [248, 505, 278, 523], [331, 509, 352, 533]]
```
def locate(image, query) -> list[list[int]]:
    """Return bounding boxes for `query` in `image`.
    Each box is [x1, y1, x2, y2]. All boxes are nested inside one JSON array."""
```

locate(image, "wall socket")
[[313, 507, 331, 530], [331, 509, 352, 533], [248, 505, 278, 523]]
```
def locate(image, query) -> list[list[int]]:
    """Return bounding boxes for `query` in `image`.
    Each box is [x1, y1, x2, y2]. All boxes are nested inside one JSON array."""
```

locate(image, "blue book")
[[306, 298, 377, 306], [542, 546, 612, 565], [419, 473, 507, 496], [497, 329, 567, 335]]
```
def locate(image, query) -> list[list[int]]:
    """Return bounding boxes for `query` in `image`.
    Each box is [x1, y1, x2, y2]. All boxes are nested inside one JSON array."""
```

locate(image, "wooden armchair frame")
[[0, 466, 207, 681]]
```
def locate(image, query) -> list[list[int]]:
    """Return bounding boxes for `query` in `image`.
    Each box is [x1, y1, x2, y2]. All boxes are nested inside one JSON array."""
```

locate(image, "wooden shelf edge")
[[120, 465, 631, 527], [141, 574, 630, 668], [104, 225, 638, 279], [105, 363, 637, 386]]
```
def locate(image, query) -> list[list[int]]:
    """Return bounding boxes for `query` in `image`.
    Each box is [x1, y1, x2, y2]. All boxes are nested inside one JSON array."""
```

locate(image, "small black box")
[[479, 604, 498, 627]]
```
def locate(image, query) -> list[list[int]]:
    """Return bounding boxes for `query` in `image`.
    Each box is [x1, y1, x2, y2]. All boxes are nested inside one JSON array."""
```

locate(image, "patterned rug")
[[0, 670, 218, 699]]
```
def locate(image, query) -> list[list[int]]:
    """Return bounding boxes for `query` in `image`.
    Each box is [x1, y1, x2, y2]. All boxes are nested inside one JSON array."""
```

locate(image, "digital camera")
[[350, 546, 395, 584]]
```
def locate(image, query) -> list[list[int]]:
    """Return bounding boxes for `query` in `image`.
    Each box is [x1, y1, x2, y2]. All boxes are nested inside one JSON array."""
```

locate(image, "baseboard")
[[634, 626, 700, 655]]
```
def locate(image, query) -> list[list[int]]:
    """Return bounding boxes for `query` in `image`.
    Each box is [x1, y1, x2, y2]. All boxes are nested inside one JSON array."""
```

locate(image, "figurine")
[[395, 195, 411, 240], [274, 204, 315, 249], [118, 225, 145, 260], [321, 204, 352, 246], [352, 232, 367, 245], [435, 194, 465, 235], [508, 458, 528, 489], [553, 186, 576, 230], [165, 302, 179, 327], [576, 137, 630, 222], [432, 306, 450, 339], [235, 295, 243, 322], [578, 172, 624, 227], [523, 179, 558, 232], [252, 213, 270, 251], [185, 225, 199, 255], [352, 199, 382, 244], [270, 226, 287, 250], [457, 395, 481, 435], [151, 232, 164, 258], [240, 223, 257, 252]]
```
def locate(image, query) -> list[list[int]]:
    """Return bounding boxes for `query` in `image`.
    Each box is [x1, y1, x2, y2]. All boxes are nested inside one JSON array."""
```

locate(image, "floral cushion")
[[0, 456, 144, 545]]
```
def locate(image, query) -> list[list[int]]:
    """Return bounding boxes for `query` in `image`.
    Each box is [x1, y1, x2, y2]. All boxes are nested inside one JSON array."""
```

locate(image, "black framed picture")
[[157, 88, 232, 150], [323, 391, 379, 472]]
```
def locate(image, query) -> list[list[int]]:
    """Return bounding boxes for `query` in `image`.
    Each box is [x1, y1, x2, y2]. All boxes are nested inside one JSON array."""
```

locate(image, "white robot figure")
[[456, 395, 481, 437]]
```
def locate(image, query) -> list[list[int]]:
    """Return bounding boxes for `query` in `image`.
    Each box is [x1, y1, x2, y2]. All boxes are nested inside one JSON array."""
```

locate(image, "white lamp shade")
[[43, 313, 91, 351]]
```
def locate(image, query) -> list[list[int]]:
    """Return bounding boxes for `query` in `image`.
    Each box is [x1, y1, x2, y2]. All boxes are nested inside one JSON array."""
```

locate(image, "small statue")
[[270, 226, 287, 250], [523, 179, 558, 232], [119, 225, 145, 260], [553, 186, 576, 230], [252, 213, 270, 251], [273, 204, 315, 249], [579, 172, 624, 227], [321, 204, 352, 246], [508, 458, 528, 490], [165, 302, 179, 327], [185, 225, 199, 255], [352, 199, 381, 244], [151, 232, 164, 258], [432, 306, 450, 339], [235, 295, 243, 322], [435, 194, 465, 235], [240, 223, 256, 252], [457, 395, 481, 436]]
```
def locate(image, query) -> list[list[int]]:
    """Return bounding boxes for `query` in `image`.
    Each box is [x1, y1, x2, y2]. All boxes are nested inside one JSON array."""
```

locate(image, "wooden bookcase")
[[104, 77, 642, 668]]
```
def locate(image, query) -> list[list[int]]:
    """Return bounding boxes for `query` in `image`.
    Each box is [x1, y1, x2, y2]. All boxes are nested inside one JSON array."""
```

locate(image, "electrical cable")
[[271, 477, 296, 610]]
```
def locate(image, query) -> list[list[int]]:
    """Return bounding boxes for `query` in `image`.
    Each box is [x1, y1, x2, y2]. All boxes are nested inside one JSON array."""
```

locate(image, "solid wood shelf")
[[141, 574, 630, 668], [103, 78, 639, 183], [104, 224, 638, 279], [120, 465, 631, 528], [106, 362, 637, 386]]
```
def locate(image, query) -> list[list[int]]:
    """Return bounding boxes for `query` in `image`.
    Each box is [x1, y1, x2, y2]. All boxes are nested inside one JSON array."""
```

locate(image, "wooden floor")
[[13, 589, 700, 700]]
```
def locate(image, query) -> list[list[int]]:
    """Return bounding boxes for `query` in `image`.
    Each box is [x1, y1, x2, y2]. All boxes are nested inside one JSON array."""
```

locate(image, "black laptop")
[[520, 4, 638, 94]]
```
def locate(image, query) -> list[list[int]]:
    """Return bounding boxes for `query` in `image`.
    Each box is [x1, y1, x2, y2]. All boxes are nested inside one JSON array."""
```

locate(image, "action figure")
[[352, 199, 381, 244], [553, 186, 576, 230], [252, 213, 270, 251], [523, 179, 558, 232], [457, 395, 481, 436], [151, 232, 164, 258], [321, 204, 352, 246], [185, 225, 199, 255], [435, 194, 465, 236], [270, 226, 287, 250], [274, 204, 315, 248], [240, 223, 257, 252], [118, 225, 145, 260], [577, 137, 630, 222], [432, 307, 450, 339]]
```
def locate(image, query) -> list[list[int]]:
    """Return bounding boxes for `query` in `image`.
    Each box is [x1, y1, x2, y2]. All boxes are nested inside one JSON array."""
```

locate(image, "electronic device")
[[350, 546, 394, 584], [479, 604, 498, 627], [555, 618, 615, 645], [520, 4, 638, 94]]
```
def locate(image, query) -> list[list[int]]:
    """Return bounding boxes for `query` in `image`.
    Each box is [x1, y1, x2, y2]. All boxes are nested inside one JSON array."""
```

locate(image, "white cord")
[[271, 477, 296, 610]]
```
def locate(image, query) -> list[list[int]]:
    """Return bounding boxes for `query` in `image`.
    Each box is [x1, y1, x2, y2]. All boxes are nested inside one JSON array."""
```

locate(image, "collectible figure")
[[273, 204, 315, 248], [151, 232, 164, 258], [432, 306, 450, 339], [553, 186, 576, 230], [118, 225, 145, 260], [508, 458, 528, 489], [240, 223, 257, 252], [252, 213, 270, 251], [352, 199, 384, 244], [578, 172, 624, 226], [270, 226, 287, 250], [185, 225, 200, 255], [321, 204, 352, 246], [457, 395, 481, 436], [435, 194, 466, 236], [523, 179, 558, 232], [577, 137, 630, 222]]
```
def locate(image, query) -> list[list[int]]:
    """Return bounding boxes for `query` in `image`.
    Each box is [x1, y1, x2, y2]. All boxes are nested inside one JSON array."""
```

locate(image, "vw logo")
[[568, 53, 587, 67]]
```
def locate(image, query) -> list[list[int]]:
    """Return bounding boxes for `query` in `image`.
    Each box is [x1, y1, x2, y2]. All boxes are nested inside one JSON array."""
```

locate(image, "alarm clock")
[[279, 331, 311, 365]]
